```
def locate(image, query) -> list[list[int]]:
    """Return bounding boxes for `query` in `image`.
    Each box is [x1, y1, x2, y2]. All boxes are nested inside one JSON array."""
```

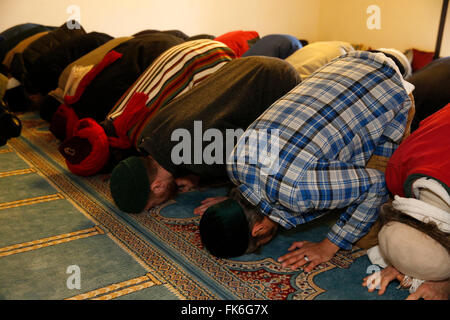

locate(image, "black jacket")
[[69, 32, 185, 122], [0, 23, 55, 63], [27, 32, 113, 95], [9, 22, 86, 91], [407, 57, 450, 131]]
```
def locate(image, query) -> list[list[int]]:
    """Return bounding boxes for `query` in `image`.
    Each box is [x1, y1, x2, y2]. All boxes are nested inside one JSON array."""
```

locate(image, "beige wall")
[[1, 0, 448, 56], [317, 0, 449, 56], [0, 0, 320, 40]]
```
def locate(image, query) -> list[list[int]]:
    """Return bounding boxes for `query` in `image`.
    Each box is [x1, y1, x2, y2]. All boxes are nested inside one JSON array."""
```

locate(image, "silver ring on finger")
[[304, 255, 310, 262]]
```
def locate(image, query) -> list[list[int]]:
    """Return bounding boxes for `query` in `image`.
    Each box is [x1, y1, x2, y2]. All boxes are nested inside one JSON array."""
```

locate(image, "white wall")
[[0, 0, 320, 40], [1, 0, 448, 57]]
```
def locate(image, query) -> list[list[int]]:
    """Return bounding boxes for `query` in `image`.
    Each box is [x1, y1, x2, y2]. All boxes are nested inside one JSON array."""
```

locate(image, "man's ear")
[[150, 179, 165, 196], [251, 221, 266, 237]]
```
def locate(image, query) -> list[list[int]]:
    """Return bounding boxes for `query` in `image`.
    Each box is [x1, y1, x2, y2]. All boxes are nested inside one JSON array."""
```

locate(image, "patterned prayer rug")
[[0, 113, 410, 300]]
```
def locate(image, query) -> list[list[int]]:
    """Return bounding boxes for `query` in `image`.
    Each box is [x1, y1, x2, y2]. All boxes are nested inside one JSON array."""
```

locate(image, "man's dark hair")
[[380, 202, 450, 253]]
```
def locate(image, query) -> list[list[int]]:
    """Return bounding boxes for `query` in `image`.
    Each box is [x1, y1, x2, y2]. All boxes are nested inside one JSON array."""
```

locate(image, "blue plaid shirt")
[[227, 51, 413, 250]]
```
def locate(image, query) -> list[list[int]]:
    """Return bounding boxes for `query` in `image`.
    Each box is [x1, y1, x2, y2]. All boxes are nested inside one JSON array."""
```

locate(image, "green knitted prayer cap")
[[199, 199, 250, 258], [110, 156, 150, 213]]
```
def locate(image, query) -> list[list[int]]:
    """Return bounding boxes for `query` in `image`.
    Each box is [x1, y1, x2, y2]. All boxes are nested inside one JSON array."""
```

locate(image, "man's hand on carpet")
[[277, 238, 339, 273], [406, 280, 450, 300], [362, 265, 403, 295], [193, 196, 229, 216]]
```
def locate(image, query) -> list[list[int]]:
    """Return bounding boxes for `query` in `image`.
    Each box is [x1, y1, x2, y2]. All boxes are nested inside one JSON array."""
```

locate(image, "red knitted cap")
[[60, 118, 110, 176]]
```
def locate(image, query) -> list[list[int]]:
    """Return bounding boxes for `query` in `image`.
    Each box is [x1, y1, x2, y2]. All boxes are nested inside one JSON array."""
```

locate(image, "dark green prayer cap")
[[199, 199, 249, 258], [110, 156, 150, 213]]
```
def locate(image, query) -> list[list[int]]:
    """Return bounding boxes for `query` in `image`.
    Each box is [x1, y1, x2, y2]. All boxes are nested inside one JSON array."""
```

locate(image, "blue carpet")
[[0, 113, 409, 300]]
